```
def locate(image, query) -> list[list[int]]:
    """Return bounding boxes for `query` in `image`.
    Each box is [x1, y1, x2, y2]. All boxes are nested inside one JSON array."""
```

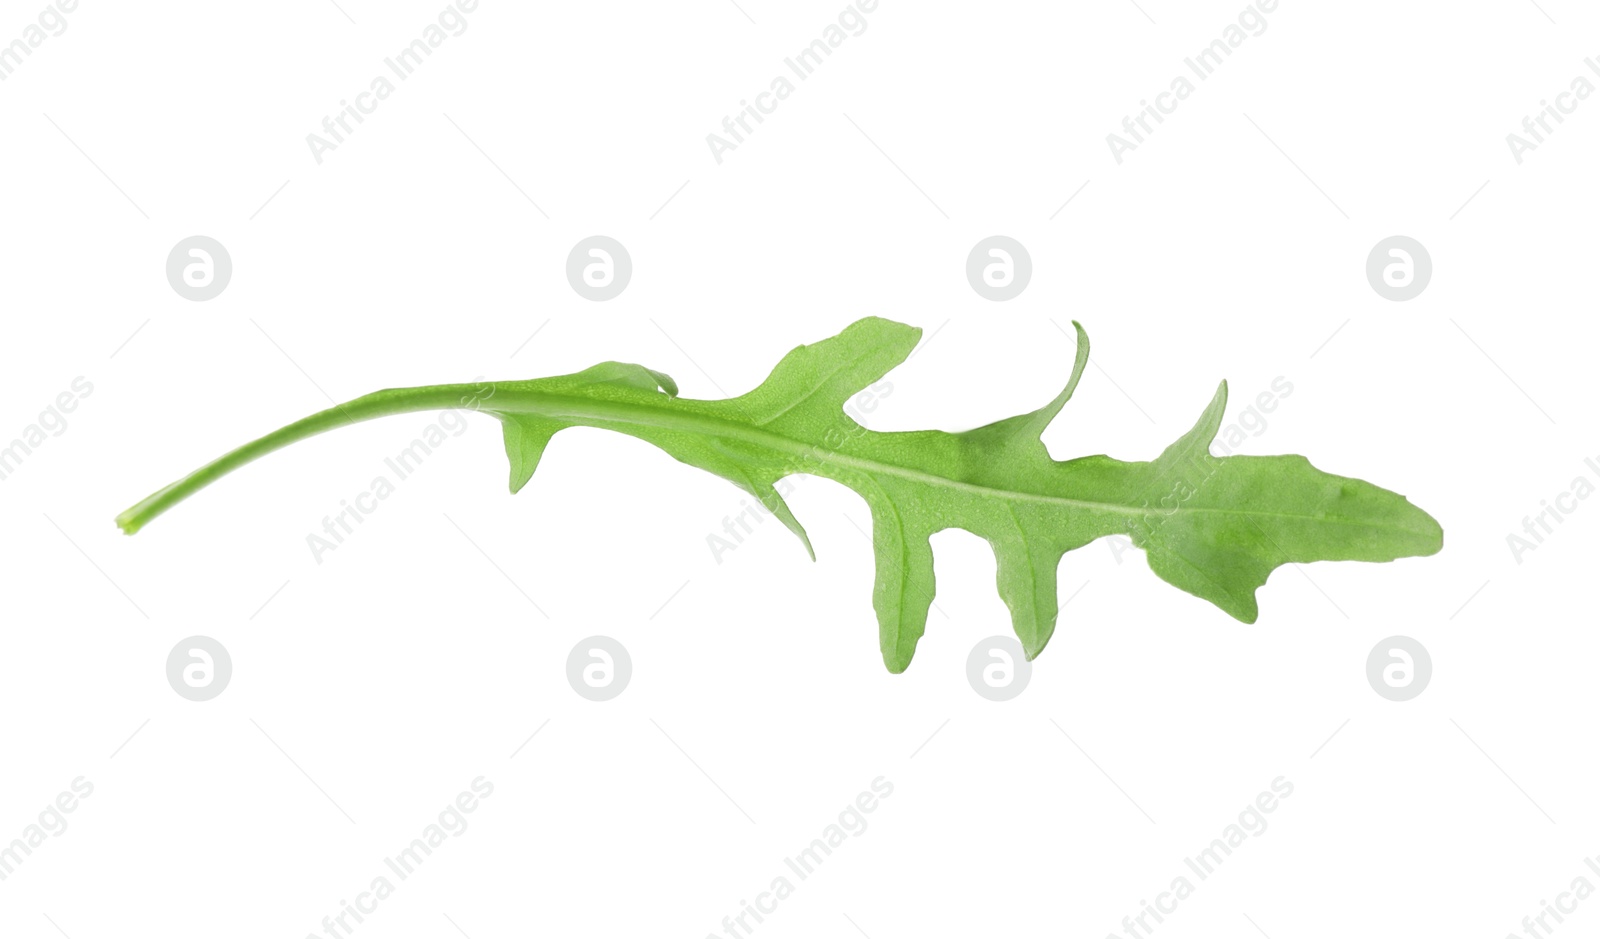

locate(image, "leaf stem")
[[117, 379, 1177, 535], [115, 385, 481, 534]]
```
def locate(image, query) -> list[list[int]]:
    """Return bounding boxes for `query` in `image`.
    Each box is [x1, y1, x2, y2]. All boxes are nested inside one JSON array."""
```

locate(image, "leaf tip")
[[1406, 501, 1446, 558], [845, 316, 922, 360], [647, 368, 679, 397], [500, 416, 563, 497]]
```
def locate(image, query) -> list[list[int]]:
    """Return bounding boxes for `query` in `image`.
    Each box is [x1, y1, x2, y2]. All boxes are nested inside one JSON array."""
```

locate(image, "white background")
[[1, 0, 1597, 936]]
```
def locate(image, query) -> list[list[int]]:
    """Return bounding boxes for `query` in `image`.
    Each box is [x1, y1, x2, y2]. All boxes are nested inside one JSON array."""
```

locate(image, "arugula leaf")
[[116, 319, 1442, 672]]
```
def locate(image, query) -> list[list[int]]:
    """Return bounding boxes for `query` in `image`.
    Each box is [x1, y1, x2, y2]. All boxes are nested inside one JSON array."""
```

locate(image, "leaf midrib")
[[522, 390, 1423, 533]]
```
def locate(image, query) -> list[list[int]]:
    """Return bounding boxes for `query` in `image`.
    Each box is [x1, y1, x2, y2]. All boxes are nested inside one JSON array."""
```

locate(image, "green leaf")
[[115, 318, 1442, 673]]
